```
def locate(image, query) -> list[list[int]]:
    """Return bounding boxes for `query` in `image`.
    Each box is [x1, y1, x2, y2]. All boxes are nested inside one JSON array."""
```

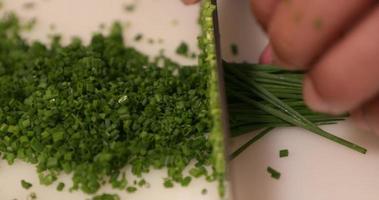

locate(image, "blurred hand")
[[184, 0, 379, 134]]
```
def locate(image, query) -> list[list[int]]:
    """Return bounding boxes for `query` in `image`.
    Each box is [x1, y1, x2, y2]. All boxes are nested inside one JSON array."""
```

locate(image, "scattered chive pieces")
[[124, 4, 136, 12], [163, 179, 174, 188], [138, 179, 146, 187], [29, 192, 37, 200], [176, 42, 189, 57], [21, 180, 33, 190], [229, 128, 273, 160], [201, 188, 208, 195], [0, 14, 213, 195], [126, 186, 137, 193], [56, 182, 65, 191], [267, 166, 281, 180], [230, 43, 238, 56], [92, 193, 120, 200], [134, 33, 143, 41], [180, 176, 192, 187], [279, 149, 289, 158], [99, 23, 106, 30]]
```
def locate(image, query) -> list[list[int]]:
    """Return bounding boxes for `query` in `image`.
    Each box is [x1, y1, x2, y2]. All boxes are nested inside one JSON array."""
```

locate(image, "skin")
[[183, 0, 379, 135]]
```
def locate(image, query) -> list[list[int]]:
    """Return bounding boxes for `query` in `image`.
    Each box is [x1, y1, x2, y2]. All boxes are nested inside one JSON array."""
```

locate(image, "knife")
[[210, 0, 234, 199]]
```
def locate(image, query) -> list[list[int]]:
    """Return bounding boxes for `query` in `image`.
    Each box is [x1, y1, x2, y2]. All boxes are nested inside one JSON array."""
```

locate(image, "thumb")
[[250, 0, 280, 31]]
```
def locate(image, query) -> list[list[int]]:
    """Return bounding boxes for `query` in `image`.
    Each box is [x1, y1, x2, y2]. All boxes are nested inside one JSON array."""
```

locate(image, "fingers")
[[351, 97, 379, 135], [303, 6, 379, 114], [267, 0, 374, 69], [250, 0, 280, 30], [182, 0, 200, 5]]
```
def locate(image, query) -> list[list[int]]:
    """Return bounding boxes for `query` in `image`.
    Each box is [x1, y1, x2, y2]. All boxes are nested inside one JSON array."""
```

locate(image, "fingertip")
[[303, 75, 345, 115], [259, 44, 273, 64]]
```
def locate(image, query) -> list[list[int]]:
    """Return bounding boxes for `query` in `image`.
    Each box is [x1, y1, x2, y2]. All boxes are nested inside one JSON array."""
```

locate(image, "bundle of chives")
[[225, 62, 366, 157]]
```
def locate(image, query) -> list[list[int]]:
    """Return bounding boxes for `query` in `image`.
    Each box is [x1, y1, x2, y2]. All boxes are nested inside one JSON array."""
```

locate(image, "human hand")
[[254, 0, 379, 135], [184, 0, 379, 134]]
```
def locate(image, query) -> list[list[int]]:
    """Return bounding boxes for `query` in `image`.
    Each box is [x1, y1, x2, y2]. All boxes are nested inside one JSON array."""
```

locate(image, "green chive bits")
[[267, 166, 281, 180], [279, 149, 289, 158], [21, 180, 33, 190]]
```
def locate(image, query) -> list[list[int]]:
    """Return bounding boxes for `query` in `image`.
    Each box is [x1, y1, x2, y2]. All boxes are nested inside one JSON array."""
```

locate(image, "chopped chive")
[[124, 4, 136, 12], [126, 186, 137, 193], [164, 179, 174, 188], [21, 180, 33, 190], [279, 149, 289, 158], [29, 192, 37, 200], [134, 33, 143, 41], [93, 193, 120, 200], [230, 43, 238, 56], [229, 128, 273, 160], [56, 182, 65, 191], [180, 176, 192, 187], [201, 188, 208, 195], [138, 179, 146, 187], [176, 42, 189, 57], [267, 166, 281, 180]]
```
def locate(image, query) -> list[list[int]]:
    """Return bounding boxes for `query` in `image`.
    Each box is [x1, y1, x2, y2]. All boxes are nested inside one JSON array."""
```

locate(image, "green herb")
[[21, 180, 33, 190], [201, 188, 208, 195], [134, 33, 143, 41], [267, 166, 281, 179], [224, 62, 366, 154], [164, 179, 174, 188], [0, 14, 212, 194], [39, 172, 57, 186], [93, 193, 120, 200], [180, 176, 192, 187], [99, 23, 106, 30], [28, 192, 37, 200], [56, 182, 65, 191], [230, 43, 238, 56], [124, 4, 136, 12], [229, 128, 273, 160], [138, 179, 146, 187], [280, 149, 289, 158], [126, 186, 137, 193], [176, 42, 189, 57]]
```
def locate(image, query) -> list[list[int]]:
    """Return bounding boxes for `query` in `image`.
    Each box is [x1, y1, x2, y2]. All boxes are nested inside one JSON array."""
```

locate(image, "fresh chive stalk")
[[225, 62, 367, 154]]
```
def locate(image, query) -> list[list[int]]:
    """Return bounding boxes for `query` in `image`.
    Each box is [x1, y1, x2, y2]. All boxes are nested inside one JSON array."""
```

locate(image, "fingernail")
[[259, 44, 273, 64], [303, 76, 343, 115], [182, 0, 199, 5]]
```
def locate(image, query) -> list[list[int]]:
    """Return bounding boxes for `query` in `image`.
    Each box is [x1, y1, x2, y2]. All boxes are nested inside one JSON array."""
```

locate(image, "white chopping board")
[[1, 0, 379, 200]]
